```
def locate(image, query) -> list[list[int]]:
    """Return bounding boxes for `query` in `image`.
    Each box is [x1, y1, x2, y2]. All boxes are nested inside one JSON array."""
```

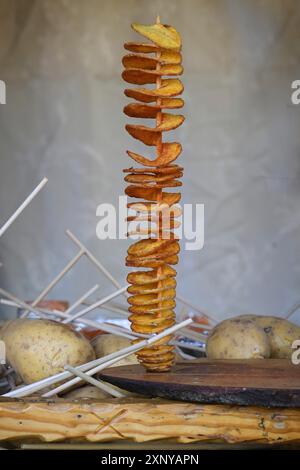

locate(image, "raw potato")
[[93, 334, 138, 367], [63, 385, 110, 400], [206, 318, 271, 359], [236, 315, 300, 359], [0, 319, 95, 384]]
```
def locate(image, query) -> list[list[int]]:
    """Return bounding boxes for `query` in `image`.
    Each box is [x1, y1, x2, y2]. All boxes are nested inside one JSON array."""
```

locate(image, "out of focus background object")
[[0, 0, 300, 322]]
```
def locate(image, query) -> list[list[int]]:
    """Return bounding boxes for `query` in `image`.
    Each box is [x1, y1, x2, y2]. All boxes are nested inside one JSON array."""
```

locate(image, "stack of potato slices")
[[123, 19, 184, 371]]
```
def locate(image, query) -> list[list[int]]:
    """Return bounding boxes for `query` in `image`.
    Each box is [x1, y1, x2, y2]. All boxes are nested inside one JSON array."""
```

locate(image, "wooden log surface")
[[0, 398, 300, 444]]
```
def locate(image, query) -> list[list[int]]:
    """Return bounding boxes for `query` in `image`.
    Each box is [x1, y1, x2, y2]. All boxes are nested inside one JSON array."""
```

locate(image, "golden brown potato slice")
[[125, 186, 181, 204], [160, 97, 184, 108], [127, 265, 176, 285], [138, 344, 174, 357], [131, 23, 181, 50], [127, 277, 176, 294], [128, 288, 176, 306], [160, 50, 182, 64], [125, 79, 183, 103], [129, 311, 175, 326], [127, 241, 180, 260], [123, 100, 183, 119], [127, 202, 182, 217], [122, 65, 183, 85], [127, 142, 182, 167], [122, 54, 158, 70], [138, 352, 175, 363], [127, 238, 174, 257], [122, 51, 182, 68], [132, 320, 175, 335], [126, 114, 184, 145], [129, 299, 176, 314], [123, 164, 183, 175], [124, 103, 160, 118], [126, 180, 182, 189], [126, 257, 178, 268], [124, 171, 183, 183], [124, 42, 159, 53]]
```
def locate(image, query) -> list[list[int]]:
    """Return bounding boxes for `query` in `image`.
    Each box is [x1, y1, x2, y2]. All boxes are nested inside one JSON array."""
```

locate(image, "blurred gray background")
[[0, 0, 300, 322]]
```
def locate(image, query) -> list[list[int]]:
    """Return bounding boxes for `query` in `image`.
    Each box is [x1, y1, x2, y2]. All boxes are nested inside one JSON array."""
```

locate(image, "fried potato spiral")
[[123, 19, 184, 372]]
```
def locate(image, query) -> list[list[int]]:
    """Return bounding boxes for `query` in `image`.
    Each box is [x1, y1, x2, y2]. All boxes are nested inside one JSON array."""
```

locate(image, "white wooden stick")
[[175, 345, 195, 361], [65, 230, 214, 329], [44, 352, 137, 397], [0, 288, 48, 319], [96, 303, 129, 317], [0, 178, 48, 238], [285, 299, 300, 319], [64, 364, 124, 398], [21, 248, 85, 317], [4, 319, 192, 398], [66, 230, 127, 295], [62, 285, 128, 324], [65, 231, 216, 324], [191, 321, 213, 331], [0, 297, 205, 342], [65, 284, 100, 315], [172, 340, 205, 353], [56, 310, 143, 339], [0, 299, 21, 308], [176, 293, 218, 324], [179, 327, 208, 341], [44, 319, 193, 397], [0, 294, 137, 340]]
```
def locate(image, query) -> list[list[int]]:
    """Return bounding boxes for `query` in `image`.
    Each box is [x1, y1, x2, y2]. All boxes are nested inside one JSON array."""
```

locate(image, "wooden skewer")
[[179, 327, 208, 341], [55, 311, 139, 339], [1, 297, 205, 343], [64, 364, 125, 398], [54, 308, 147, 339], [66, 230, 128, 296], [65, 231, 213, 328], [3, 319, 192, 398], [0, 288, 48, 319], [172, 340, 205, 353], [0, 178, 48, 238], [21, 248, 85, 317], [44, 352, 137, 397], [191, 321, 213, 331], [64, 284, 100, 315], [176, 293, 218, 324], [0, 299, 23, 308], [285, 300, 300, 319], [175, 346, 195, 361], [62, 286, 128, 324], [44, 318, 192, 397], [95, 303, 129, 317], [0, 295, 139, 340]]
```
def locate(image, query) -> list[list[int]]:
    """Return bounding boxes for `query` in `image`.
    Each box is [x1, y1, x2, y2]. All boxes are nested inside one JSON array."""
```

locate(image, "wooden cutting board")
[[100, 359, 300, 407]]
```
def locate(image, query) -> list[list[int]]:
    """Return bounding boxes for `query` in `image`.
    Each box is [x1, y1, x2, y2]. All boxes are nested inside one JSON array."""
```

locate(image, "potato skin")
[[92, 334, 138, 367], [236, 315, 300, 359], [63, 385, 110, 400], [206, 318, 271, 359], [0, 319, 95, 383]]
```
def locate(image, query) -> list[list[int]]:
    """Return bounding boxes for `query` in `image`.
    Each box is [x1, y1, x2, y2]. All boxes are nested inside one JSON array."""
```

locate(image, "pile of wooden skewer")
[[0, 178, 217, 399]]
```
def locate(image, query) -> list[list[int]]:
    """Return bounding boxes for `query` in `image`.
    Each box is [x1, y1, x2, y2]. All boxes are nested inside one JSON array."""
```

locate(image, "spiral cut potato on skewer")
[[122, 19, 184, 372]]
